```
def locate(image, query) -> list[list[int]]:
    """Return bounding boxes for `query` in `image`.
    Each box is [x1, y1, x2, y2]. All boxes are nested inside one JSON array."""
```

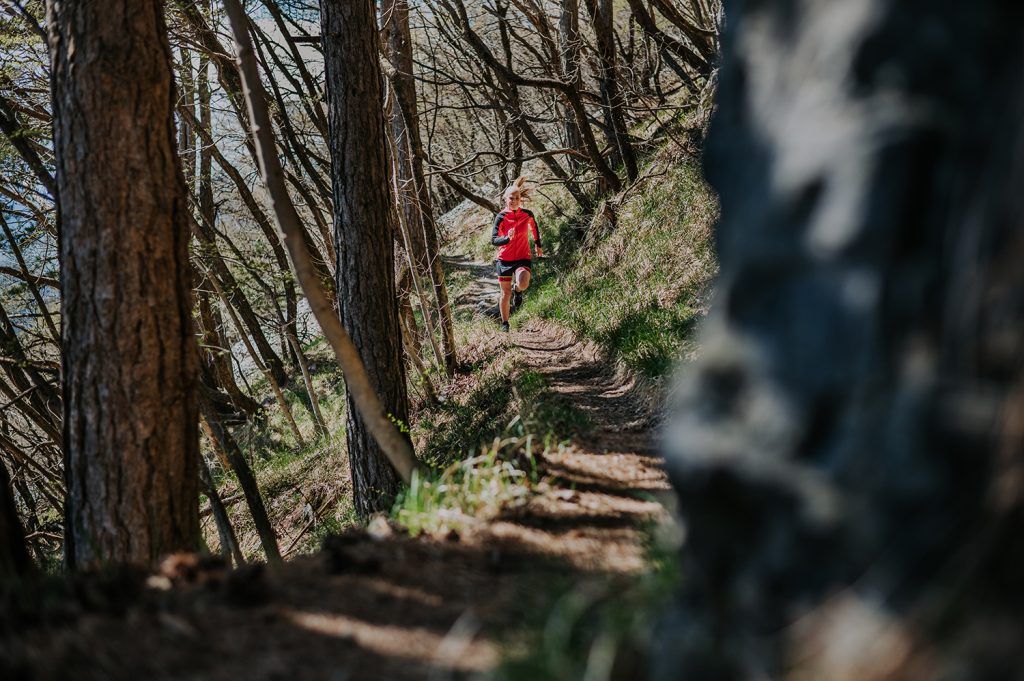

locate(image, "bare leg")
[[514, 267, 531, 292], [499, 278, 513, 322]]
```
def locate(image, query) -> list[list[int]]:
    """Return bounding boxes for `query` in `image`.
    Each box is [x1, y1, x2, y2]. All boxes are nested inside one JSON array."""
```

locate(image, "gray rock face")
[[660, 1, 1024, 678]]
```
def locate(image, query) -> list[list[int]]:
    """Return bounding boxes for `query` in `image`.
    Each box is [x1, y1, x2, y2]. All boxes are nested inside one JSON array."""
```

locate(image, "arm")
[[491, 213, 510, 246], [527, 211, 543, 255]]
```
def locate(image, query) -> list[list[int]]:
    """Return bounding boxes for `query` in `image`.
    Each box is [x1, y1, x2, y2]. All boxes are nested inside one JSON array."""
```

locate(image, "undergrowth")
[[395, 356, 586, 537], [520, 152, 718, 378], [392, 442, 537, 537], [201, 338, 356, 562]]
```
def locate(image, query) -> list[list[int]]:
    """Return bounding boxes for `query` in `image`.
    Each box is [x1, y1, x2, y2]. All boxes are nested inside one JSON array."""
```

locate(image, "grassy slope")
[[203, 120, 717, 680], [440, 133, 718, 379], [426, 126, 717, 679], [521, 146, 718, 379], [201, 338, 356, 561]]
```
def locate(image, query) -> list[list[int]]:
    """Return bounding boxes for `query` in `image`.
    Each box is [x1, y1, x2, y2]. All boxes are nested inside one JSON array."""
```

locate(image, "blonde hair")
[[501, 175, 531, 204]]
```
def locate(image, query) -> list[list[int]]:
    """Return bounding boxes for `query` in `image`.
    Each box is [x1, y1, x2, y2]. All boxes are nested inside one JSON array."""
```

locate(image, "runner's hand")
[[535, 246, 544, 258], [507, 227, 515, 239]]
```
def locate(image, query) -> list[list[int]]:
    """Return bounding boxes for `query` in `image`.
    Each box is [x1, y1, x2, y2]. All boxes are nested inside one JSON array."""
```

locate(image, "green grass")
[[392, 443, 536, 537], [396, 360, 586, 536], [414, 359, 587, 469], [201, 339, 357, 561], [520, 155, 718, 378]]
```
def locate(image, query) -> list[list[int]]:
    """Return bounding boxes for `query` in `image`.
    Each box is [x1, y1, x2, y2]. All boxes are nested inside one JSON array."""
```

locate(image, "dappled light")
[[1, 0, 1021, 679]]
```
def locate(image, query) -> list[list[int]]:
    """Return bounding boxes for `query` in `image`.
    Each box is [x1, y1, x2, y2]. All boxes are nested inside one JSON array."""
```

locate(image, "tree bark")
[[220, 0, 420, 506], [49, 0, 199, 568], [383, 0, 458, 376], [585, 0, 639, 181], [559, 0, 584, 169], [322, 0, 414, 516], [660, 1, 1024, 678]]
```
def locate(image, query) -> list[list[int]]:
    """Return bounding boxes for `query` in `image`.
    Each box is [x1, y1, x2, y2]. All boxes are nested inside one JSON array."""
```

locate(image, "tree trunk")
[[321, 0, 414, 516], [0, 461, 31, 579], [49, 0, 199, 569], [198, 453, 245, 567], [192, 217, 289, 386], [559, 0, 584, 169], [383, 0, 458, 376], [199, 400, 281, 566], [586, 0, 639, 182], [196, 274, 261, 418], [660, 1, 1024, 678], [221, 0, 420, 492]]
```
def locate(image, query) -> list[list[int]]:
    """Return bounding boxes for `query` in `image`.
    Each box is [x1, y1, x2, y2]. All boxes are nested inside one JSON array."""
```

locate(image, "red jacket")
[[491, 208, 541, 261]]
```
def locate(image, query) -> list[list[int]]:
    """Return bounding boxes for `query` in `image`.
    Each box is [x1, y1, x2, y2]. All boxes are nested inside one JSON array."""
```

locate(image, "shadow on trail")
[[1, 296, 672, 681]]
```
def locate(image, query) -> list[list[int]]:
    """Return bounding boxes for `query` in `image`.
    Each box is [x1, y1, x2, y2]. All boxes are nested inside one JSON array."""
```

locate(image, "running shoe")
[[512, 289, 523, 312], [501, 321, 510, 333]]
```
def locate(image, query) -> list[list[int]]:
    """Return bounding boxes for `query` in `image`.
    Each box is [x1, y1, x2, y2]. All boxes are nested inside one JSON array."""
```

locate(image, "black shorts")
[[495, 258, 532, 280]]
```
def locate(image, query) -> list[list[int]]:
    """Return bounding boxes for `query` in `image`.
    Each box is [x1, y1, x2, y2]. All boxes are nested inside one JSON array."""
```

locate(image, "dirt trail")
[[2, 264, 671, 681]]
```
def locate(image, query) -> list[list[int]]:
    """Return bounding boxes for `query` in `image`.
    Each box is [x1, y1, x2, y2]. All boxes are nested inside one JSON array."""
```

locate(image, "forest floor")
[[1, 260, 677, 681]]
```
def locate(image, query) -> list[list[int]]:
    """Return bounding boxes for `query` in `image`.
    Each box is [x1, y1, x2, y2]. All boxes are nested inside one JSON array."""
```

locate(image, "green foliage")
[[392, 443, 535, 537], [308, 503, 359, 547], [511, 369, 589, 443], [416, 360, 586, 470], [416, 368, 517, 469], [521, 155, 718, 378], [397, 362, 584, 536]]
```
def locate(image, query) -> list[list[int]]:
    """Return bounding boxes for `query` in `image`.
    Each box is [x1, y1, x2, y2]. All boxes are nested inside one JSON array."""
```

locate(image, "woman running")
[[491, 176, 543, 332]]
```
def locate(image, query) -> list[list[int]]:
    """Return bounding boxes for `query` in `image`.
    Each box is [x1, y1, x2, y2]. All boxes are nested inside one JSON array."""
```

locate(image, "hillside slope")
[[0, 129, 720, 681], [441, 135, 718, 380]]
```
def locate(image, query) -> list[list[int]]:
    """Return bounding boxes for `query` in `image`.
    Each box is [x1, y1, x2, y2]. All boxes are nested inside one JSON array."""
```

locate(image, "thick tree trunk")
[[322, 0, 413, 516], [383, 0, 458, 376], [221, 0, 419, 490], [49, 0, 199, 569], [660, 1, 1024, 678]]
